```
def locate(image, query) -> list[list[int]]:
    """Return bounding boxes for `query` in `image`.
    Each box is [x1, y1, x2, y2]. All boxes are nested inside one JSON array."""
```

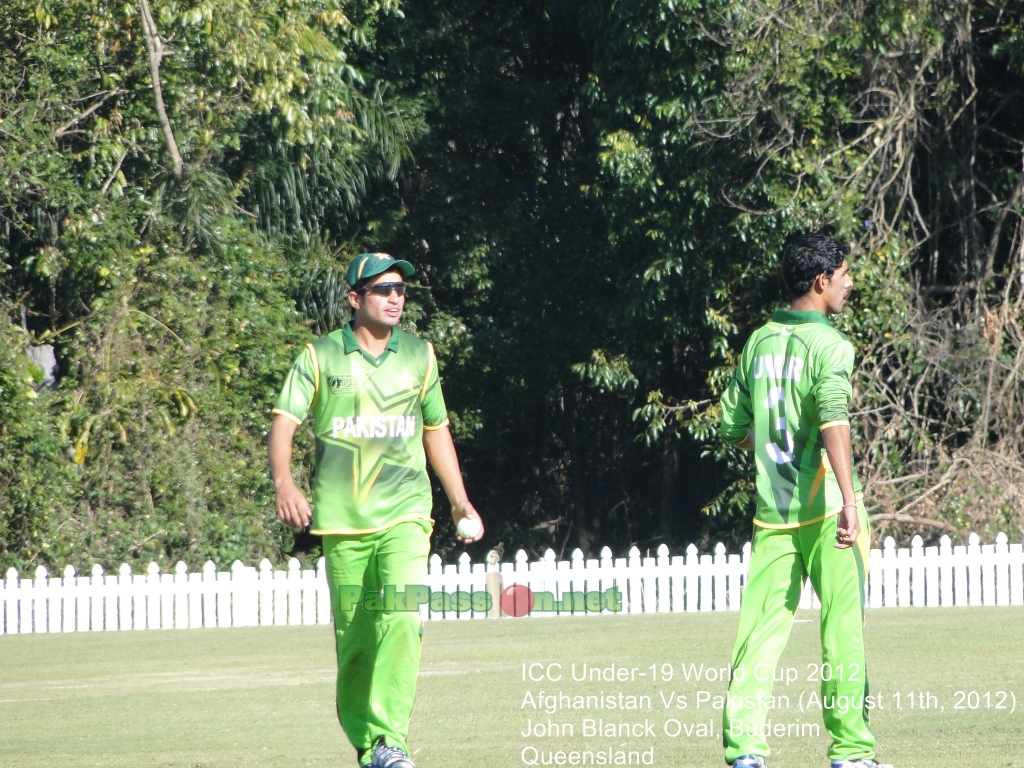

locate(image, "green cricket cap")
[[346, 252, 415, 286]]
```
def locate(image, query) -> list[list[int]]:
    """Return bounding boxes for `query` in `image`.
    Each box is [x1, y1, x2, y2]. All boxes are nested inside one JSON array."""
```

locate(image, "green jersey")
[[720, 309, 861, 528], [273, 323, 449, 535]]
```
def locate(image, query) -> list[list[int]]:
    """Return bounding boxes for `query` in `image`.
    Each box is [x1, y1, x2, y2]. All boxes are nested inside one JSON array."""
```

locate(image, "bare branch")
[[101, 151, 127, 194], [982, 153, 1024, 284], [138, 0, 183, 179], [867, 514, 959, 534], [53, 89, 126, 139]]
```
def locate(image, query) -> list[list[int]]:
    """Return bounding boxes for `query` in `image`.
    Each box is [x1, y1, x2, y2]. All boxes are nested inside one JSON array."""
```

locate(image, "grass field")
[[1, 607, 1022, 768]]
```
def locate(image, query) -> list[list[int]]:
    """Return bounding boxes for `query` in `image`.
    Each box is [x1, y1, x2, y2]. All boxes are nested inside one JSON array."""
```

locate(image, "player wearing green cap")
[[718, 235, 892, 768], [269, 253, 483, 768]]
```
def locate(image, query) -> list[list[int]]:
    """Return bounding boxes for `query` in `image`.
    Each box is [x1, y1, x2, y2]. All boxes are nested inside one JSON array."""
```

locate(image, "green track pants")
[[723, 508, 875, 764], [323, 521, 431, 763]]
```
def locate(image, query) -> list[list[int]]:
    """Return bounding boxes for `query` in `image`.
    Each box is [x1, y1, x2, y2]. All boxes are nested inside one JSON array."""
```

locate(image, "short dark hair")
[[350, 276, 372, 294], [780, 233, 850, 299]]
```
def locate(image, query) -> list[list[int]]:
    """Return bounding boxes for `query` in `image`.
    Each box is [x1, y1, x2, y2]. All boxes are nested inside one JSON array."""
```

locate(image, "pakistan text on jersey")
[[331, 415, 418, 439]]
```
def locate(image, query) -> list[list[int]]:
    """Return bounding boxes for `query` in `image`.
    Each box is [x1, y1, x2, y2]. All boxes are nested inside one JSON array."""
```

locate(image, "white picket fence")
[[2, 532, 1022, 635]]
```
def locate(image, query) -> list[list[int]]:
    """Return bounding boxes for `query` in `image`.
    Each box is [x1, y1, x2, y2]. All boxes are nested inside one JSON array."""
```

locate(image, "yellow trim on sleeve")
[[820, 420, 850, 430], [423, 418, 450, 431], [272, 408, 303, 425], [420, 342, 436, 402], [306, 342, 321, 409]]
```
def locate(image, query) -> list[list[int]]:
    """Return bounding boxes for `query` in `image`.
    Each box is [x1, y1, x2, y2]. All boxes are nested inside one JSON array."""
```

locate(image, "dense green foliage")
[[0, 0, 413, 569], [3, 0, 1024, 571]]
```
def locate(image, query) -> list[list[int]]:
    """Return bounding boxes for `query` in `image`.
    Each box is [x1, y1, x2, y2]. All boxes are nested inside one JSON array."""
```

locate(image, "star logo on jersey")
[[393, 368, 417, 393], [321, 367, 421, 502]]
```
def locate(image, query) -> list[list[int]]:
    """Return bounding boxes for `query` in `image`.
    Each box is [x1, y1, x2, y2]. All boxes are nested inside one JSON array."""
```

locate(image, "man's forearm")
[[268, 414, 299, 490], [821, 424, 856, 503], [269, 414, 312, 528], [422, 426, 469, 504], [822, 422, 861, 549]]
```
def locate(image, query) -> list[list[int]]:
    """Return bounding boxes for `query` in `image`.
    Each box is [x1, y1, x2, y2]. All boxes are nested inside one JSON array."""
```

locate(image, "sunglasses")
[[361, 282, 407, 297]]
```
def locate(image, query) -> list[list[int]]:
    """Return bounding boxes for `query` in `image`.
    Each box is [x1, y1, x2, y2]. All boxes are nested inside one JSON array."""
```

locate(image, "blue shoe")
[[370, 740, 415, 768], [734, 757, 768, 768], [831, 760, 893, 768]]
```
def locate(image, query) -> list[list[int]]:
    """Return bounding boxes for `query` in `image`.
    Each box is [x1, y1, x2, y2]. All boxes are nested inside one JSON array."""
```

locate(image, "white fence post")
[[89, 564, 103, 630], [201, 561, 217, 628], [285, 558, 302, 626], [598, 547, 616, 615], [967, 533, 982, 606], [951, 539, 967, 605], [457, 552, 473, 620], [711, 543, 726, 612], [216, 563, 232, 628], [624, 546, 641, 613], [33, 566, 47, 633], [146, 562, 162, 629], [938, 535, 953, 606], [62, 565, 77, 633], [993, 532, 1009, 607], [120, 563, 135, 631], [697, 548, 712, 612], [969, 533, 986, 606], [881, 536, 898, 607], [19, 567, 32, 633], [895, 541, 910, 607], [654, 544, 670, 614], [909, 536, 924, 606], [173, 562, 189, 629], [574, 549, 587, 611], [923, 540, 939, 606], [160, 564, 174, 629], [2, 568, 16, 634], [46, 565, 62, 633], [187, 563, 203, 628], [1010, 534, 1024, 606]]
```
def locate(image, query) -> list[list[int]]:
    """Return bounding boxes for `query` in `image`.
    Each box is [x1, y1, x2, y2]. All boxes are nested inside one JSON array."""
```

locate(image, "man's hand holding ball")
[[453, 500, 484, 543]]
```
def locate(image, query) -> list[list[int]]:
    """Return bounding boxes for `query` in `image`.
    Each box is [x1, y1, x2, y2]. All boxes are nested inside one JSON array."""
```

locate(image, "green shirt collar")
[[772, 309, 832, 326], [341, 321, 400, 366]]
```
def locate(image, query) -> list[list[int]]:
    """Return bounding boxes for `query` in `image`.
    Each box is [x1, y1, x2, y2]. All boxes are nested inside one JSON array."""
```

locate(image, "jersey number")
[[764, 387, 794, 465]]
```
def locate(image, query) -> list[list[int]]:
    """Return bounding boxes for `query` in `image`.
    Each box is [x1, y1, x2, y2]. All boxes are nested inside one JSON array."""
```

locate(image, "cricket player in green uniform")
[[268, 253, 484, 768], [719, 235, 892, 768]]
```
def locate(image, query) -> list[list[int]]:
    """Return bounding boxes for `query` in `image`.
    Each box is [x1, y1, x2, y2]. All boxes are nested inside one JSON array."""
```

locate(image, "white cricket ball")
[[457, 517, 482, 539]]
